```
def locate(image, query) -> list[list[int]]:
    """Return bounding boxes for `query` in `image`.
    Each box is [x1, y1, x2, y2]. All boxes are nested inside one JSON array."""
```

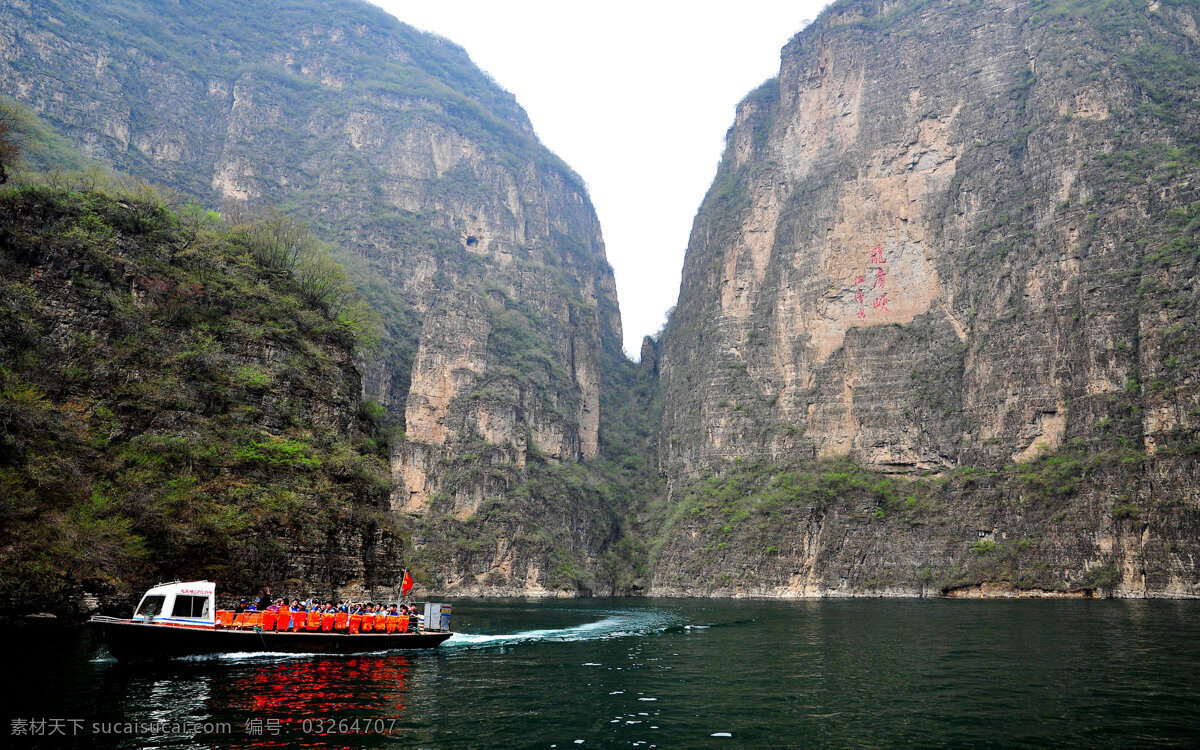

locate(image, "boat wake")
[[444, 611, 684, 651], [162, 612, 683, 659]]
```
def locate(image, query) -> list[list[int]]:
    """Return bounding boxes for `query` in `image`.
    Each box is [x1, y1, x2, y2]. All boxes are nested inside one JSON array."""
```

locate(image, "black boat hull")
[[89, 618, 453, 661]]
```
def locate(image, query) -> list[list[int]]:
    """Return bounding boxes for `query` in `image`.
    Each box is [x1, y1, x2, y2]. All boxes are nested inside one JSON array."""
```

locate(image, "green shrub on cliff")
[[0, 178, 395, 615]]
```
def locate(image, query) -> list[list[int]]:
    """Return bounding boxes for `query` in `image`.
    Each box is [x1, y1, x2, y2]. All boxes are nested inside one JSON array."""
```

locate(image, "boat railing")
[[212, 609, 421, 635]]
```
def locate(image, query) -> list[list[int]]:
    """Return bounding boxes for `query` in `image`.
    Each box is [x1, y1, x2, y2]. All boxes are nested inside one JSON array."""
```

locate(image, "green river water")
[[2, 598, 1198, 748]]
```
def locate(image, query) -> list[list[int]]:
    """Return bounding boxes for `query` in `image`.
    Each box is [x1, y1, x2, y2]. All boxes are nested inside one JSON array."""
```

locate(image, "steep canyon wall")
[[654, 0, 1200, 597], [3, 0, 1198, 603], [0, 0, 628, 596]]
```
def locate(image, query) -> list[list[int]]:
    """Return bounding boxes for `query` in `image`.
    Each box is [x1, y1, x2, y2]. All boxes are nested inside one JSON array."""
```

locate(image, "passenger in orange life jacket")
[[386, 605, 400, 616]]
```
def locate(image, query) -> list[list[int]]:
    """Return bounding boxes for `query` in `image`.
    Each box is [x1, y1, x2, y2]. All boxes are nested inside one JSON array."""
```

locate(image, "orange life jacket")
[[348, 614, 362, 634]]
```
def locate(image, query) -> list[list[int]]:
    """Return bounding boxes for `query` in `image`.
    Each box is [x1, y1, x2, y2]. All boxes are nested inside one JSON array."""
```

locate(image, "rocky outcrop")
[[0, 0, 625, 592], [654, 0, 1200, 596]]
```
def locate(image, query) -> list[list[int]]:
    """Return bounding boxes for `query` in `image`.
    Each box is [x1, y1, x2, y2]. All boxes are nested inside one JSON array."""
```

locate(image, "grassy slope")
[[0, 108, 398, 613]]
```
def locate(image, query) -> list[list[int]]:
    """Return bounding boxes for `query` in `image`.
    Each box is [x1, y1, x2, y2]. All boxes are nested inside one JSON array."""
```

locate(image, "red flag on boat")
[[401, 570, 414, 596]]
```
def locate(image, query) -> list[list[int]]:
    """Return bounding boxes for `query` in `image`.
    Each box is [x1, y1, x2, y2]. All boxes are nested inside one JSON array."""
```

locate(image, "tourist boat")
[[88, 580, 453, 661]]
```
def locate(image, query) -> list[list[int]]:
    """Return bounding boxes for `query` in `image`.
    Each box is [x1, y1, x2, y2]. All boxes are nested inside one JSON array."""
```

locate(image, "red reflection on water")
[[212, 656, 411, 748]]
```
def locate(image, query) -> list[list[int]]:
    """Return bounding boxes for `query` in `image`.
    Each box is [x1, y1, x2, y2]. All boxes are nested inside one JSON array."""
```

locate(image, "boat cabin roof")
[[133, 580, 216, 625]]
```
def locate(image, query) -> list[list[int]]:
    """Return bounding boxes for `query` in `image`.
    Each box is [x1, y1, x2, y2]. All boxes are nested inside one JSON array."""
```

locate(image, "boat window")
[[136, 595, 166, 618], [171, 595, 209, 618]]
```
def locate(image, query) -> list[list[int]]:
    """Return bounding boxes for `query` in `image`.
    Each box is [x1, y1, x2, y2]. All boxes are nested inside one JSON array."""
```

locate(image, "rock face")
[[0, 0, 624, 592], [4, 0, 1198, 600], [654, 0, 1200, 596]]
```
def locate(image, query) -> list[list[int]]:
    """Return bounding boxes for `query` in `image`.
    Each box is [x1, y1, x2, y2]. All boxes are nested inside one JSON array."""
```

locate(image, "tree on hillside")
[[0, 107, 19, 184]]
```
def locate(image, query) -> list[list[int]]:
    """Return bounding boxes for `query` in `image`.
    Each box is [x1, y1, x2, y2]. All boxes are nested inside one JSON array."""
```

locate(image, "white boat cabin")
[[132, 580, 216, 626]]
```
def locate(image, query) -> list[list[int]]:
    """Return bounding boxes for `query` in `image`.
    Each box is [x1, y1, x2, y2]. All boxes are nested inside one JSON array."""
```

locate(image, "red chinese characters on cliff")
[[850, 243, 892, 320]]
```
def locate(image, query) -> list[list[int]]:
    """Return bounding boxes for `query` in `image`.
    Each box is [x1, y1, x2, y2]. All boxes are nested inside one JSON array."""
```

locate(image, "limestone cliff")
[[0, 0, 626, 593], [655, 0, 1200, 597]]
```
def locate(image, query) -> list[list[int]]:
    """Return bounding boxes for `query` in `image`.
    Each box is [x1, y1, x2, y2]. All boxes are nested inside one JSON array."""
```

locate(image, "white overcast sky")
[[371, 1, 831, 357]]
